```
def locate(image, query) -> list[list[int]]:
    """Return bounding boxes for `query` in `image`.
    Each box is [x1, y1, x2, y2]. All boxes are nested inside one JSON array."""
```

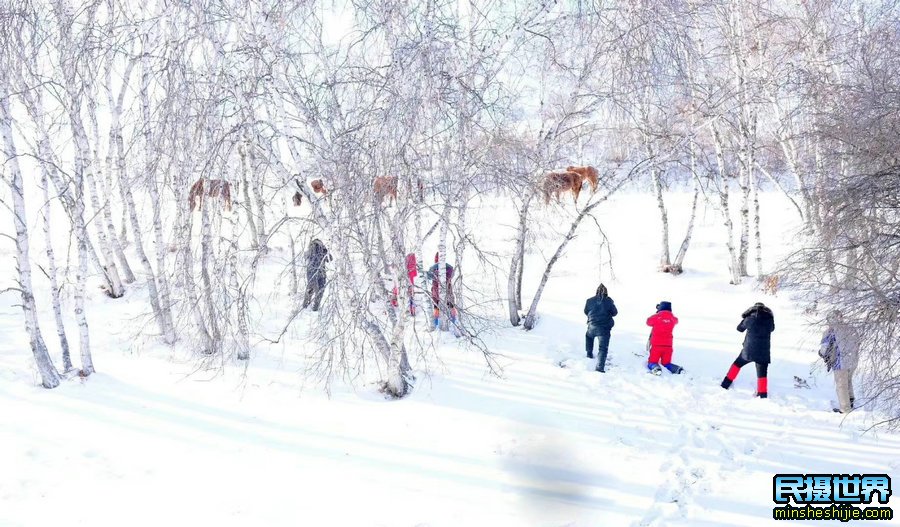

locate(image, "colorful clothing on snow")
[[721, 303, 774, 398], [426, 254, 458, 332], [646, 302, 680, 372]]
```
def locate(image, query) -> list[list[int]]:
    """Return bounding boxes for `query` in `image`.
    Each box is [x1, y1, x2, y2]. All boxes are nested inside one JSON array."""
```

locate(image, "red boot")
[[756, 377, 768, 399]]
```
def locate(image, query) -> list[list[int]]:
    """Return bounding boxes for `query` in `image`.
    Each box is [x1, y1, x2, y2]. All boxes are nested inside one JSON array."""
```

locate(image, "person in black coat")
[[720, 302, 775, 398], [302, 238, 332, 311], [584, 283, 618, 373]]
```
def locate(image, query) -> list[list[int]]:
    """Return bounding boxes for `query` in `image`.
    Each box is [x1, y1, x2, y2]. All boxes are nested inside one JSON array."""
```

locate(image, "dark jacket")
[[738, 305, 775, 363], [306, 239, 331, 282], [584, 295, 618, 334]]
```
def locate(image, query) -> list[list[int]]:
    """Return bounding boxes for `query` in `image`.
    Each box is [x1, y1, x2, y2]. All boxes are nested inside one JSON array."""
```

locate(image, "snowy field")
[[2, 191, 899, 526]]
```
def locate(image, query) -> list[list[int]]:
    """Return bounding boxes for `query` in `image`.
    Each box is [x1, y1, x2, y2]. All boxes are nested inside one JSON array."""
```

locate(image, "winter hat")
[[742, 302, 771, 318], [596, 284, 608, 297], [656, 301, 672, 312]]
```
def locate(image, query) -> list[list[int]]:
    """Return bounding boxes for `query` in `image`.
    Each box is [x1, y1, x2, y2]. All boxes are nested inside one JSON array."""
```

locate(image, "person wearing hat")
[[426, 253, 459, 335], [302, 238, 331, 311], [645, 301, 683, 374], [584, 283, 618, 372], [721, 302, 775, 398], [818, 310, 860, 413]]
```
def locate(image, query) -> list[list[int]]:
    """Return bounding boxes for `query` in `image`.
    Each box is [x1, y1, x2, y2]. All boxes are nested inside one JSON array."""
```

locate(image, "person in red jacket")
[[646, 301, 684, 375]]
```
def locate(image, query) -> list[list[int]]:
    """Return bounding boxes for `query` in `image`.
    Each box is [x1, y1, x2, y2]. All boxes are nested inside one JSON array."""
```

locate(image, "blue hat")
[[656, 301, 672, 312]]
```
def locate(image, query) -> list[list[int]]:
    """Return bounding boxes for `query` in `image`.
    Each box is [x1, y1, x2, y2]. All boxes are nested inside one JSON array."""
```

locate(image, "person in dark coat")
[[584, 283, 618, 373], [302, 238, 331, 311], [720, 302, 775, 398], [646, 301, 682, 374], [426, 253, 459, 334]]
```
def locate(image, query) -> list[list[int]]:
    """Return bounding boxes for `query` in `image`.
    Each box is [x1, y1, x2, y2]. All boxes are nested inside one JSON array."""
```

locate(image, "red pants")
[[648, 345, 673, 365]]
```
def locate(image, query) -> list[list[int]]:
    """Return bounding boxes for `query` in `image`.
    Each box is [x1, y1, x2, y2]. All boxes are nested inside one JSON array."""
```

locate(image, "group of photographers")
[[584, 284, 858, 413]]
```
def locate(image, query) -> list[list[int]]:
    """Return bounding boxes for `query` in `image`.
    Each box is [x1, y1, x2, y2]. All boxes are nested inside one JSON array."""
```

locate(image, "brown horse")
[[566, 165, 599, 193], [542, 171, 584, 204], [189, 178, 232, 212], [374, 176, 398, 206]]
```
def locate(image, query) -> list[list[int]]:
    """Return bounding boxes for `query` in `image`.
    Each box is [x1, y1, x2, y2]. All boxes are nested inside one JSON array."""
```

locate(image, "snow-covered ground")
[[2, 192, 899, 526]]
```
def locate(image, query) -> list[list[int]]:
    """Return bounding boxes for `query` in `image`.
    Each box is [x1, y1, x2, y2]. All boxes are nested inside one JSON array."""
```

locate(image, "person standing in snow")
[[426, 253, 459, 334], [645, 301, 683, 374], [302, 238, 331, 311], [720, 302, 775, 398], [818, 310, 859, 413], [584, 284, 618, 372]]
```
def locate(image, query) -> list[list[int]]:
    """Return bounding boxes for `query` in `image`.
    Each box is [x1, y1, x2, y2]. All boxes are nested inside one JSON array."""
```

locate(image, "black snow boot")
[[720, 377, 733, 389]]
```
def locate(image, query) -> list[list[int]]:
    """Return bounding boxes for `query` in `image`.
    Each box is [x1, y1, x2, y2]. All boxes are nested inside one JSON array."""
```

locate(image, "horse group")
[[187, 175, 423, 214], [187, 167, 592, 214], [542, 165, 600, 204]]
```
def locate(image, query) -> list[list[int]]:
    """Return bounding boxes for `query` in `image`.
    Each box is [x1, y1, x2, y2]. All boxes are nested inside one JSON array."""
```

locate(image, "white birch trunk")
[[712, 124, 742, 285], [1, 89, 61, 388], [227, 201, 250, 361], [508, 195, 532, 326], [74, 185, 94, 374], [87, 84, 134, 283], [69, 104, 125, 299], [39, 150, 72, 372], [752, 169, 762, 276], [248, 139, 268, 255], [238, 141, 259, 251], [122, 172, 169, 340], [199, 179, 223, 355], [651, 164, 671, 269], [20, 72, 73, 370], [437, 203, 451, 332], [737, 159, 751, 277], [672, 181, 700, 272], [139, 36, 176, 342]]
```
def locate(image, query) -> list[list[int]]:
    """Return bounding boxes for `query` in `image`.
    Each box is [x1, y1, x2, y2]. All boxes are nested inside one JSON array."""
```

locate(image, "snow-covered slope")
[[2, 192, 898, 526]]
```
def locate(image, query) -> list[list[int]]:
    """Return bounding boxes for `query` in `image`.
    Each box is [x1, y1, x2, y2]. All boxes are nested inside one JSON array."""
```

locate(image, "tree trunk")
[[737, 156, 751, 277], [39, 149, 72, 372], [227, 203, 250, 361], [1, 89, 61, 388], [199, 180, 223, 355], [712, 123, 742, 285], [752, 168, 762, 276], [87, 85, 135, 284], [140, 37, 176, 343], [248, 142, 268, 255], [508, 195, 532, 326], [436, 203, 451, 332], [122, 172, 170, 341], [651, 165, 671, 269], [69, 105, 126, 299], [239, 140, 259, 251], [672, 181, 700, 272]]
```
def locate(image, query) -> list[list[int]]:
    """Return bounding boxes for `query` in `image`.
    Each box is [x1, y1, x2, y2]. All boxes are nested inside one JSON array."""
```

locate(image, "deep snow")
[[2, 191, 899, 527]]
